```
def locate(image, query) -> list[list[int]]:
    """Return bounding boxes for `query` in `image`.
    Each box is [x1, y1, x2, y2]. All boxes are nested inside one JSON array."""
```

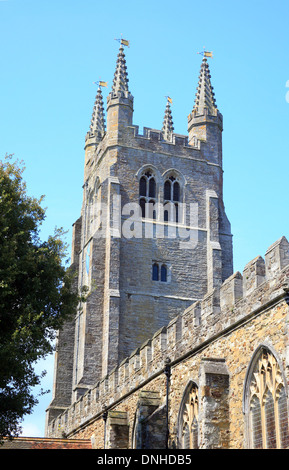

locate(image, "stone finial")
[[89, 86, 106, 141], [111, 44, 130, 97], [193, 58, 217, 116], [162, 99, 174, 141]]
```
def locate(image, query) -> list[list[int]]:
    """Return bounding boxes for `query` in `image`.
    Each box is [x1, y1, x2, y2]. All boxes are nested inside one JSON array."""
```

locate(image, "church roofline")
[[46, 235, 289, 439]]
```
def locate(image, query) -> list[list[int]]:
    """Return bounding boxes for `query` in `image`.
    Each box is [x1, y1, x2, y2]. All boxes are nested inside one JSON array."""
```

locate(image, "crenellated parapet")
[[46, 236, 289, 438], [85, 122, 213, 184], [129, 125, 192, 147]]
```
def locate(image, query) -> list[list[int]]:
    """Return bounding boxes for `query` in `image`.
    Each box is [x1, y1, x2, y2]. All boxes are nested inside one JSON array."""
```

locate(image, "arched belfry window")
[[178, 382, 199, 449], [244, 347, 289, 449], [139, 170, 157, 219], [163, 174, 182, 223]]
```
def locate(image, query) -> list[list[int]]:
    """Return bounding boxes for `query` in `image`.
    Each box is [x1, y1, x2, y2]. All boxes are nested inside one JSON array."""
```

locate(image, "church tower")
[[46, 46, 233, 426]]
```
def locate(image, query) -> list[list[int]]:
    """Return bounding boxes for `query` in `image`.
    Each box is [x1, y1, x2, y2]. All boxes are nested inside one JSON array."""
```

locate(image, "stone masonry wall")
[[70, 118, 233, 387], [46, 236, 289, 448]]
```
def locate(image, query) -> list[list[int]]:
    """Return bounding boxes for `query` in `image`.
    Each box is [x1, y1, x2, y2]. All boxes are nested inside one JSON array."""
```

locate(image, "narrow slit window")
[[152, 263, 159, 281], [161, 265, 167, 282]]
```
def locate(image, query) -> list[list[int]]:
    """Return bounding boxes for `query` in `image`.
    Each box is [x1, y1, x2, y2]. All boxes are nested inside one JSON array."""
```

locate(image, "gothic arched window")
[[161, 265, 167, 282], [163, 175, 182, 223], [178, 382, 199, 449], [244, 347, 289, 449], [139, 170, 157, 219], [152, 263, 159, 281], [152, 263, 169, 283]]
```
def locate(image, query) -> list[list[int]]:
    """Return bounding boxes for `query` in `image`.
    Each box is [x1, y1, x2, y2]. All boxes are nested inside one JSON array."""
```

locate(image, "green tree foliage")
[[0, 155, 82, 440]]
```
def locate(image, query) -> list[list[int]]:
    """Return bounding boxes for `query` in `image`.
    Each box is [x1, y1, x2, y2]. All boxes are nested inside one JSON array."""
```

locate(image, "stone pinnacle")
[[112, 44, 130, 96], [193, 57, 217, 115], [162, 99, 174, 141], [90, 86, 106, 141]]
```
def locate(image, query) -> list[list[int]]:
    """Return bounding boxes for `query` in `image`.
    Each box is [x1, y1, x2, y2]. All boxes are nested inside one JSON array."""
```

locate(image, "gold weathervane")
[[197, 48, 213, 58], [93, 80, 108, 87], [114, 37, 130, 47]]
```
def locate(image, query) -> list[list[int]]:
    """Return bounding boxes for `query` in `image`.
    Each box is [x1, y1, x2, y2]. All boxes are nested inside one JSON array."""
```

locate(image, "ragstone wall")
[[46, 236, 289, 449]]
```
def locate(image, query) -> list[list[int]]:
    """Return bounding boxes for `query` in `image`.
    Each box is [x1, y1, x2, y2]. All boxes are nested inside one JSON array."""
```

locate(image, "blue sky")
[[0, 0, 288, 437]]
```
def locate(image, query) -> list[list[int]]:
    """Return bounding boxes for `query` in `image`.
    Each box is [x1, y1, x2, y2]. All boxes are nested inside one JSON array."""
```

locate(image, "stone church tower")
[[46, 45, 233, 425]]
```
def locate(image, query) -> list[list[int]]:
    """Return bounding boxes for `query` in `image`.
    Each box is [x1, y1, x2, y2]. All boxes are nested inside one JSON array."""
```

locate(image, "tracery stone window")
[[178, 382, 199, 449], [139, 170, 157, 219], [245, 347, 289, 449]]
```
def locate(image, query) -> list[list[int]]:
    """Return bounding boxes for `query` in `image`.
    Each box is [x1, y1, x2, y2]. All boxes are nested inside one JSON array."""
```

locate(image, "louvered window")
[[163, 176, 181, 223], [139, 171, 157, 219]]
